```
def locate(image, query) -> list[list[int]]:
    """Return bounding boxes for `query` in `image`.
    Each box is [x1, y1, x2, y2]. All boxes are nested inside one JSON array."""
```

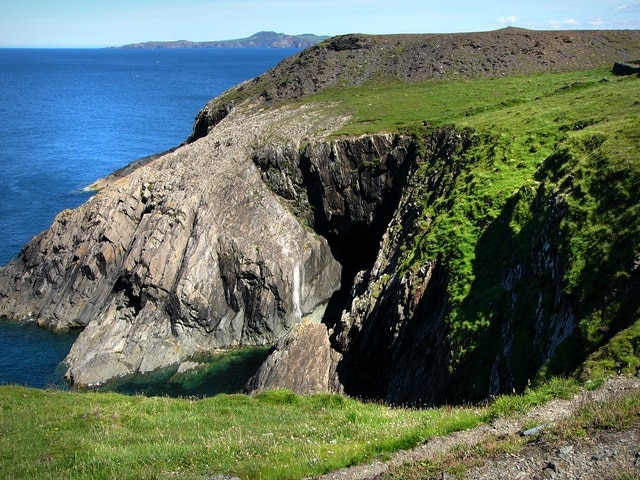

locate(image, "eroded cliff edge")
[[248, 122, 640, 405]]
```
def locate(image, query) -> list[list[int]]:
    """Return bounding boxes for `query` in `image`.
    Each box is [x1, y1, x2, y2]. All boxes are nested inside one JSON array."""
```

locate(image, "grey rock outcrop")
[[0, 103, 343, 386], [248, 127, 473, 404], [245, 319, 343, 395], [254, 133, 415, 274]]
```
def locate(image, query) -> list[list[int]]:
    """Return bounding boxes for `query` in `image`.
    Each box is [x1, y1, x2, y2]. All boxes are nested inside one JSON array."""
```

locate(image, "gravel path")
[[463, 427, 640, 479], [313, 377, 640, 480]]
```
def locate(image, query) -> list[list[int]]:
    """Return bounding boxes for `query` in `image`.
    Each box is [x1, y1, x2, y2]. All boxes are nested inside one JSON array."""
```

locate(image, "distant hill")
[[120, 31, 328, 49]]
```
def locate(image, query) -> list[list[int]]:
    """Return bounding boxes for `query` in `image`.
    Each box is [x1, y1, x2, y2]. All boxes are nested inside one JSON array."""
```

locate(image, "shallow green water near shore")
[[89, 347, 271, 398], [0, 318, 270, 397]]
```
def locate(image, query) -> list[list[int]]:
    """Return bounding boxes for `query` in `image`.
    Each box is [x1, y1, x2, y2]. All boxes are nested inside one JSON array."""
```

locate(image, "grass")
[[304, 68, 614, 137], [0, 377, 583, 480], [559, 388, 640, 436], [0, 386, 480, 479]]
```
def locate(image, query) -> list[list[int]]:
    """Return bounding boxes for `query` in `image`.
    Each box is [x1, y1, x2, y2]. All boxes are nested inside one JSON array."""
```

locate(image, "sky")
[[0, 0, 638, 47]]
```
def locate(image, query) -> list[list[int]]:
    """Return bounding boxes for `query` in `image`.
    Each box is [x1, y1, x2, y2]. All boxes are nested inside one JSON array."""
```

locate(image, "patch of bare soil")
[[313, 377, 640, 480]]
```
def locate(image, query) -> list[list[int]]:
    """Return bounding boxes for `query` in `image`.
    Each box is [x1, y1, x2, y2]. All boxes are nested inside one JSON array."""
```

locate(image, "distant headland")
[[119, 31, 328, 49]]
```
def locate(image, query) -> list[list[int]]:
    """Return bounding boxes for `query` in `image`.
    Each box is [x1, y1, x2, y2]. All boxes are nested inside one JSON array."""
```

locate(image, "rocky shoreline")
[[1, 28, 639, 402]]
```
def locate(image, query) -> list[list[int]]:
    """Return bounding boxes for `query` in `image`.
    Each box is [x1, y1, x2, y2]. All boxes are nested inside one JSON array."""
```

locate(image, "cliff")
[[0, 104, 344, 386], [1, 28, 639, 401]]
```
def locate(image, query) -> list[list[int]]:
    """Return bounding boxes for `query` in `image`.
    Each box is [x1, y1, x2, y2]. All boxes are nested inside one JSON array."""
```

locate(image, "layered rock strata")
[[0, 103, 344, 386]]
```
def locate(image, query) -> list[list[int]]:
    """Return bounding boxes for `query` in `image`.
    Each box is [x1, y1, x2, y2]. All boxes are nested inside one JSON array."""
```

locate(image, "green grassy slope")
[[316, 68, 639, 387], [0, 386, 481, 479], [0, 379, 578, 479]]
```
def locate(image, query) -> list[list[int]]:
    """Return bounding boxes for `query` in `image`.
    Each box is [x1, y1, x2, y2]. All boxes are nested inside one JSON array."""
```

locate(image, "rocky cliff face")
[[315, 128, 580, 405], [1, 29, 639, 401], [248, 123, 639, 405], [0, 103, 345, 386]]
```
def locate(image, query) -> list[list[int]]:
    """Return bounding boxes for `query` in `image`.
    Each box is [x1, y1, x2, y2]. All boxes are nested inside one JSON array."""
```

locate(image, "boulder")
[[246, 319, 343, 395], [612, 61, 640, 76]]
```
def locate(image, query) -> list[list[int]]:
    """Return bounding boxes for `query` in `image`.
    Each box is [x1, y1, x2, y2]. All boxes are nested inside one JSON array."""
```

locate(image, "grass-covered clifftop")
[[189, 28, 640, 142], [340, 67, 639, 375], [301, 65, 639, 404]]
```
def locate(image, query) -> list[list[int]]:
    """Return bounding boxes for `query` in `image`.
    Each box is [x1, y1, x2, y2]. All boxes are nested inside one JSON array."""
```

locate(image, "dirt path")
[[313, 377, 640, 480]]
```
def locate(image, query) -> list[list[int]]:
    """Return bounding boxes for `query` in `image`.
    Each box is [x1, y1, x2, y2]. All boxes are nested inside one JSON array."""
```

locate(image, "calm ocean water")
[[0, 47, 298, 389]]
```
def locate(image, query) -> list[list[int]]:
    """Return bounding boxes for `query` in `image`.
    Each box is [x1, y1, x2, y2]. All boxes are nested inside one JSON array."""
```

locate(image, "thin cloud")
[[588, 17, 605, 27], [616, 3, 640, 10], [549, 18, 581, 29], [497, 15, 520, 24]]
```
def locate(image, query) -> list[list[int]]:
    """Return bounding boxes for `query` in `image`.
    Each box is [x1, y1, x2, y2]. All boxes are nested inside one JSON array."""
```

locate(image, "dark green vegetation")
[[311, 67, 639, 394], [0, 379, 577, 479], [89, 347, 270, 398]]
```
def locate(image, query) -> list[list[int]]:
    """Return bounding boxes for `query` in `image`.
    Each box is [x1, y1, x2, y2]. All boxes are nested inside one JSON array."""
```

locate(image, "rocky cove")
[[1, 28, 640, 405]]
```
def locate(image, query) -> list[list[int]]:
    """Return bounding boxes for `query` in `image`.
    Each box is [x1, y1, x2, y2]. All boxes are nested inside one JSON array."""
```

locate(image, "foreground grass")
[[0, 386, 481, 479], [0, 379, 578, 480]]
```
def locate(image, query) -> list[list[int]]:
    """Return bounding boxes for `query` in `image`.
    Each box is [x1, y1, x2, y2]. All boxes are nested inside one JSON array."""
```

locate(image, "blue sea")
[[0, 47, 298, 389]]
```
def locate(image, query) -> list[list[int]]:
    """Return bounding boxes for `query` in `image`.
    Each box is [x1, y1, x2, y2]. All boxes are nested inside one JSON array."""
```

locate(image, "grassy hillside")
[[308, 66, 639, 391], [0, 380, 577, 480]]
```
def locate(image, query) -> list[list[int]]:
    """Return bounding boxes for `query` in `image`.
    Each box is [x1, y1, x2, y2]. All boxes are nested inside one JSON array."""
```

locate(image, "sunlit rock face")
[[0, 104, 343, 386], [3, 28, 640, 400]]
